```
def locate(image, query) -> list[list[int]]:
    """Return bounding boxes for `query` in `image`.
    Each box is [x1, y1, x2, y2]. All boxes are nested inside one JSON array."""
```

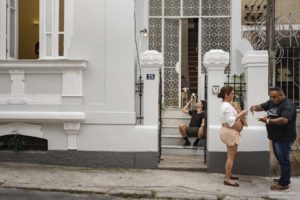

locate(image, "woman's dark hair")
[[200, 100, 206, 111], [217, 85, 234, 100]]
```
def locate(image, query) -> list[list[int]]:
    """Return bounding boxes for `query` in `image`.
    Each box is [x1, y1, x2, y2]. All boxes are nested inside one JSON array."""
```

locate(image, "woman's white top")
[[220, 102, 237, 127]]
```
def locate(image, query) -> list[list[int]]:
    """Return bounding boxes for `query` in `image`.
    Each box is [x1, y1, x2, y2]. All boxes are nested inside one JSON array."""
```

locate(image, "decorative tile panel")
[[149, 0, 162, 16], [202, 0, 230, 16], [149, 18, 162, 52], [164, 68, 179, 106], [164, 0, 181, 16], [183, 0, 199, 16], [201, 18, 231, 63], [164, 19, 179, 68]]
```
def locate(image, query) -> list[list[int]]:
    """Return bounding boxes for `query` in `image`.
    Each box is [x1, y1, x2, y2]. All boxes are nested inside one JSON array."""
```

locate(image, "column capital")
[[242, 50, 268, 69], [203, 49, 229, 70], [140, 50, 163, 69]]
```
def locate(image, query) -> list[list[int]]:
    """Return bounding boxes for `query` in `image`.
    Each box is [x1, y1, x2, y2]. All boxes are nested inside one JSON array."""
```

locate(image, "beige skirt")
[[220, 127, 241, 146]]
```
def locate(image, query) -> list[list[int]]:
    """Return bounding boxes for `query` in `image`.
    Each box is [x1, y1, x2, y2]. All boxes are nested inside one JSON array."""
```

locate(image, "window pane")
[[46, 0, 52, 32], [59, 0, 64, 32], [59, 34, 64, 56], [10, 0, 15, 8], [46, 34, 52, 56], [10, 9, 15, 57]]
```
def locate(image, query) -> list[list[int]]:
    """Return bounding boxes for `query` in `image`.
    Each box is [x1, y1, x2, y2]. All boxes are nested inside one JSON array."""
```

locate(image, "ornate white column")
[[203, 49, 229, 126], [64, 122, 81, 150], [140, 50, 163, 126], [203, 49, 229, 172]]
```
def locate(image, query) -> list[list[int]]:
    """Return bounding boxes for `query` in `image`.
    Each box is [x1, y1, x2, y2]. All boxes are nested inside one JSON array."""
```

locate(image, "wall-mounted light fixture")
[[140, 28, 148, 37]]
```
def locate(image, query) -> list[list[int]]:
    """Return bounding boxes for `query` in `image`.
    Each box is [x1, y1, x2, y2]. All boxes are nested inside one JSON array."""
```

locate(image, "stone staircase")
[[161, 108, 205, 156]]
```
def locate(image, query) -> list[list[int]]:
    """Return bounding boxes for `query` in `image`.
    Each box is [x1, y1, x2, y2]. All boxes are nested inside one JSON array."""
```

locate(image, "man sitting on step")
[[178, 99, 206, 147]]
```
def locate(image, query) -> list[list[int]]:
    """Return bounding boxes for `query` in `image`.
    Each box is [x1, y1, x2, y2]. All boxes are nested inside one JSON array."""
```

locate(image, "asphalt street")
[[0, 188, 121, 200]]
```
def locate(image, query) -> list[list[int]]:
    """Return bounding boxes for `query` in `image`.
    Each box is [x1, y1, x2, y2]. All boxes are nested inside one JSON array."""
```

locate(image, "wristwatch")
[[266, 119, 270, 124]]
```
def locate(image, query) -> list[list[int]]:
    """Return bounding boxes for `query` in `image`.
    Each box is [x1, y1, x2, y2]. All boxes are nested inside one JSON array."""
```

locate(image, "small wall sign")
[[212, 85, 219, 94], [146, 74, 155, 80]]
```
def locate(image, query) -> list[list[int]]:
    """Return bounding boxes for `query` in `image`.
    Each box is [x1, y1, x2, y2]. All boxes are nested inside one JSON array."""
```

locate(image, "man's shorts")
[[186, 126, 199, 137]]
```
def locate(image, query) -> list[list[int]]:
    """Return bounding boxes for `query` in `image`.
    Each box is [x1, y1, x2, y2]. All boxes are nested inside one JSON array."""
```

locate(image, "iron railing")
[[158, 69, 162, 161], [275, 47, 300, 108], [224, 74, 247, 110], [135, 76, 144, 124], [204, 72, 208, 164]]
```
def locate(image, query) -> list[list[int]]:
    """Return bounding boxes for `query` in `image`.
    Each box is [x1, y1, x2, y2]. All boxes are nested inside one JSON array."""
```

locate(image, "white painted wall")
[[68, 0, 136, 124], [0, 0, 160, 152], [205, 50, 270, 153]]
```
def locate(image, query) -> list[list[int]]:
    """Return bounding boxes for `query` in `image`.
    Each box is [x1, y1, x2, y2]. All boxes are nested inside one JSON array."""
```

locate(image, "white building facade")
[[0, 0, 276, 175], [0, 0, 160, 168]]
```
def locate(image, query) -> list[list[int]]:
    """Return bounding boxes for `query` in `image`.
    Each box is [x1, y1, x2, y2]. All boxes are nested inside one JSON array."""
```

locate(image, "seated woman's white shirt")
[[220, 102, 237, 127]]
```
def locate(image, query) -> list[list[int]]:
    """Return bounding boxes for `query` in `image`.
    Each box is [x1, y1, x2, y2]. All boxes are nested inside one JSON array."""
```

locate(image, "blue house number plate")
[[146, 74, 155, 80]]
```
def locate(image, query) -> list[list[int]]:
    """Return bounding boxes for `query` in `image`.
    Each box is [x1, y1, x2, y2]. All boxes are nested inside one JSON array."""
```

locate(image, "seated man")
[[179, 100, 206, 147]]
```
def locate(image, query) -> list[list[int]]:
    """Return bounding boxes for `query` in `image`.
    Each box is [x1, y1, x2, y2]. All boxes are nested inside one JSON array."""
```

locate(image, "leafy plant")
[[8, 131, 25, 151]]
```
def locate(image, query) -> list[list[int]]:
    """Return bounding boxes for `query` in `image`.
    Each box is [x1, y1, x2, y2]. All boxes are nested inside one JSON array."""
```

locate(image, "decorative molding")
[[0, 94, 61, 105], [0, 59, 87, 105], [140, 50, 163, 69], [8, 69, 26, 104], [203, 49, 229, 69], [62, 70, 83, 96], [7, 96, 27, 105], [64, 122, 81, 150], [0, 59, 88, 70], [0, 123, 43, 138], [242, 50, 268, 68], [0, 111, 85, 122]]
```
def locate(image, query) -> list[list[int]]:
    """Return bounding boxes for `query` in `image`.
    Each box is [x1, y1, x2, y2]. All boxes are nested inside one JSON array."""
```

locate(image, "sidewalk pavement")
[[0, 162, 299, 200]]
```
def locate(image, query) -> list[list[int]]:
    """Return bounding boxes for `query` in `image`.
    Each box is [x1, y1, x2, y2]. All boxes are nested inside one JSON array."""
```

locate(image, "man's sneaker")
[[270, 184, 289, 191], [193, 140, 199, 147], [183, 140, 191, 147]]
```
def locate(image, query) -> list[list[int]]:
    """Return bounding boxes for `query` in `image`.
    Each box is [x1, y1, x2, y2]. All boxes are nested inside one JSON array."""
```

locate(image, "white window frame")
[[40, 0, 72, 59], [0, 0, 73, 60], [0, 0, 18, 60], [0, 0, 6, 59]]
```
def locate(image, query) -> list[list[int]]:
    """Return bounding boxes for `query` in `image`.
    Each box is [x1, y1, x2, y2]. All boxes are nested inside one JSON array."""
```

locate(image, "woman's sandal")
[[230, 176, 239, 180], [224, 180, 239, 187]]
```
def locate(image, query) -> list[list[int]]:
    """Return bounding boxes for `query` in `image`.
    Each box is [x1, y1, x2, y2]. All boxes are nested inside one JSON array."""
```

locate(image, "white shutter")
[[0, 0, 7, 59], [41, 0, 66, 58], [7, 0, 18, 59]]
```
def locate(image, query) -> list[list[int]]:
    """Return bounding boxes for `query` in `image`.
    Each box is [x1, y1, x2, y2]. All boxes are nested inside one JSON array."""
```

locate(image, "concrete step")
[[158, 155, 207, 171], [162, 109, 190, 119], [161, 145, 204, 156], [161, 126, 179, 135], [162, 118, 190, 127], [161, 135, 205, 146]]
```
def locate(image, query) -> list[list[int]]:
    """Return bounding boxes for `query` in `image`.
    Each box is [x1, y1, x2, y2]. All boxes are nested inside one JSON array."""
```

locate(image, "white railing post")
[[140, 50, 163, 126]]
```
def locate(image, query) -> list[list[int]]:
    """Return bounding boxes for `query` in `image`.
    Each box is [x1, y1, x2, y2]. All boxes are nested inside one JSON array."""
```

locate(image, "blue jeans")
[[272, 141, 294, 186]]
